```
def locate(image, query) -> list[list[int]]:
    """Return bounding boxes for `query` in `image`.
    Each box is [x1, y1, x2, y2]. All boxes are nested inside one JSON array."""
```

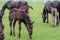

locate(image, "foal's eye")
[[28, 23, 32, 25], [28, 23, 30, 24]]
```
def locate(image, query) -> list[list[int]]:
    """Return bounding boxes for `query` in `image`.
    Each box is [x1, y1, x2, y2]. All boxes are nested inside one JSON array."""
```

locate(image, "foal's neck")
[[0, 22, 2, 25]]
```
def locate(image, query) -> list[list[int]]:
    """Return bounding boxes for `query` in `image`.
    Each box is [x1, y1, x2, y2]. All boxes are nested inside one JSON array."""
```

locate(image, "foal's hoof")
[[53, 25, 56, 27], [57, 22, 59, 26], [57, 23, 58, 26], [13, 34, 16, 36], [43, 22, 45, 23], [10, 33, 12, 36]]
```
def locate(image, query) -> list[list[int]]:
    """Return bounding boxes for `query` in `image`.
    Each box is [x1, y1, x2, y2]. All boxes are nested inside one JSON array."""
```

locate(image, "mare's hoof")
[[18, 34, 20, 38], [46, 22, 48, 23]]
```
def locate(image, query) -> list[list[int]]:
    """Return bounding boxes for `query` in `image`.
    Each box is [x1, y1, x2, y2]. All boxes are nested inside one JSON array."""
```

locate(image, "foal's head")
[[27, 21, 34, 35], [24, 15, 34, 35], [22, 12, 34, 37]]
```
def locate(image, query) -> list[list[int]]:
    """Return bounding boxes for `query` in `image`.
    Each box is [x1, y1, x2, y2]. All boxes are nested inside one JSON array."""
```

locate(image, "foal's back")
[[9, 8, 28, 20]]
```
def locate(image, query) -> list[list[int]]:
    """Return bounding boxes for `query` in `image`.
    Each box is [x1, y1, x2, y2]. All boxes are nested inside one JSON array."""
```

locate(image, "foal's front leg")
[[10, 20, 13, 36], [18, 21, 21, 38], [13, 20, 17, 36]]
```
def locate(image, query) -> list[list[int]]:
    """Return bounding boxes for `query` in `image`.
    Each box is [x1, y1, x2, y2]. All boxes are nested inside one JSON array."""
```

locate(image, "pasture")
[[0, 2, 60, 40]]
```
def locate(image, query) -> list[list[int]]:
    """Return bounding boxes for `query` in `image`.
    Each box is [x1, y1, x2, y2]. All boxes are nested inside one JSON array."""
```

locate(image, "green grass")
[[0, 2, 60, 40]]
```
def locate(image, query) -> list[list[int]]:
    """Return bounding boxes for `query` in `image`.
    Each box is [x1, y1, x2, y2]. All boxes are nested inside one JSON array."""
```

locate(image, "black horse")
[[42, 1, 60, 23], [1, 0, 33, 17]]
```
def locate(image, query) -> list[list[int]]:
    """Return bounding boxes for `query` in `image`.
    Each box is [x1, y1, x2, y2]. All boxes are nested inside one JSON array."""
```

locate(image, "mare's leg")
[[59, 12, 60, 22], [57, 13, 59, 25], [46, 12, 49, 23], [56, 12, 59, 26], [10, 19, 13, 36], [18, 21, 21, 38], [13, 20, 17, 36], [57, 16, 59, 26]]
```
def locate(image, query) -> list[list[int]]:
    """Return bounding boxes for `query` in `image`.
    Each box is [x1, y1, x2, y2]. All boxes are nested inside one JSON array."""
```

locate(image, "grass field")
[[0, 2, 60, 40]]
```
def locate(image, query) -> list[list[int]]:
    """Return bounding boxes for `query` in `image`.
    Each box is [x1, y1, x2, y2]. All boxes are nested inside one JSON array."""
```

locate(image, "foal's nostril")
[[29, 31, 32, 35]]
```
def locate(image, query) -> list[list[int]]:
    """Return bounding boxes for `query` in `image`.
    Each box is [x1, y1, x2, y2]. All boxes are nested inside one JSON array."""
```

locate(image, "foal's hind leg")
[[13, 20, 17, 36], [10, 20, 13, 36], [18, 21, 21, 38]]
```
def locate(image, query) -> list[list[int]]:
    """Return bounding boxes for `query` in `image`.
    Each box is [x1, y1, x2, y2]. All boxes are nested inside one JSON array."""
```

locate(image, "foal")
[[0, 10, 4, 40], [9, 8, 34, 39], [51, 8, 59, 27]]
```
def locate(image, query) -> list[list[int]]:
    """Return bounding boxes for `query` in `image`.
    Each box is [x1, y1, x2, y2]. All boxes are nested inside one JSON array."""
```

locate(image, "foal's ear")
[[32, 21, 34, 24]]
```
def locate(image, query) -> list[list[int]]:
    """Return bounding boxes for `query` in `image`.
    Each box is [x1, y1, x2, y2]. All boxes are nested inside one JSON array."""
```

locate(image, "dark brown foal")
[[9, 8, 34, 40]]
